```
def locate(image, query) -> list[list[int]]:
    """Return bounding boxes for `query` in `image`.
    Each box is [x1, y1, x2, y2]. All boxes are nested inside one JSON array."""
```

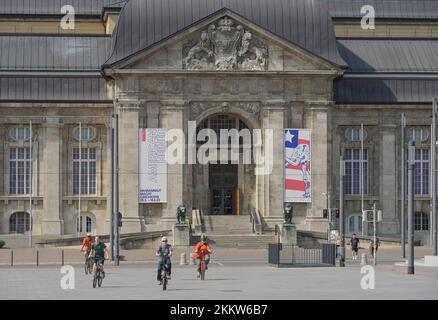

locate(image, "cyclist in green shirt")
[[89, 236, 109, 278]]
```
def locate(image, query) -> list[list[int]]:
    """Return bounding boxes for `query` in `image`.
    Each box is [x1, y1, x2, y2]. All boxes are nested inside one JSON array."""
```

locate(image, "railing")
[[249, 208, 263, 235], [268, 243, 336, 267]]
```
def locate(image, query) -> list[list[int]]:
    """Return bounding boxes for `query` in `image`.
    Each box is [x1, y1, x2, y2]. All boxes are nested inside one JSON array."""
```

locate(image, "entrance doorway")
[[209, 164, 238, 215]]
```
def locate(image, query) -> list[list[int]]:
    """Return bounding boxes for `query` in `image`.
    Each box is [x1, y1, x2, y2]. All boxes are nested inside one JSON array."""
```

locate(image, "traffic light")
[[335, 208, 340, 218], [323, 209, 328, 219]]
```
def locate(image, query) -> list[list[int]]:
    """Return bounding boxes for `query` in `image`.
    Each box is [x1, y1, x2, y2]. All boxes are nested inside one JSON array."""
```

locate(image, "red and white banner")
[[284, 129, 311, 203]]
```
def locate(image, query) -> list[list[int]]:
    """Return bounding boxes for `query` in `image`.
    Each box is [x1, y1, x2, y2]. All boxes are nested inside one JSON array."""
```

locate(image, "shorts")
[[352, 247, 358, 253], [94, 257, 104, 266]]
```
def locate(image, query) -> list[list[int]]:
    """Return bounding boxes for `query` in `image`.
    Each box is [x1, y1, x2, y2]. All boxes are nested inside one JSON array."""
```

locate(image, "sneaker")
[[167, 276, 171, 280]]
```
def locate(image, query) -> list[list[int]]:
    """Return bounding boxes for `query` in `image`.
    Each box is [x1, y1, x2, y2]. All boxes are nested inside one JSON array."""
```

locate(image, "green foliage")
[[0, 240, 5, 249]]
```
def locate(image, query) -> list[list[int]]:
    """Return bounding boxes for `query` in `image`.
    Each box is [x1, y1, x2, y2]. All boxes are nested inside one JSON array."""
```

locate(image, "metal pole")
[[408, 141, 415, 274], [373, 203, 377, 266], [110, 120, 115, 261], [78, 122, 82, 237], [339, 156, 345, 267], [328, 192, 332, 232], [29, 120, 32, 248], [401, 113, 406, 258], [361, 123, 364, 236], [433, 97, 438, 256], [113, 99, 120, 266]]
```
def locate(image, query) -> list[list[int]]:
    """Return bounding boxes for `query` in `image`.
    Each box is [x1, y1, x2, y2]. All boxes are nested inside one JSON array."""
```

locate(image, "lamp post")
[[401, 113, 406, 258], [433, 97, 438, 256], [112, 99, 120, 266], [339, 156, 345, 267], [407, 141, 415, 274]]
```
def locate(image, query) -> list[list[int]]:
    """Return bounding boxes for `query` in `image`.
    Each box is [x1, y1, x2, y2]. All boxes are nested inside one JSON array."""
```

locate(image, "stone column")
[[118, 102, 143, 233], [260, 102, 285, 228], [304, 103, 331, 232], [41, 119, 63, 235], [380, 125, 398, 234], [160, 100, 186, 229]]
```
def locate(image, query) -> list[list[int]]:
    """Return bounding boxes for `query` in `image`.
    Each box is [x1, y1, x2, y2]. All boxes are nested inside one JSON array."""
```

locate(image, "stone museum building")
[[0, 0, 438, 246]]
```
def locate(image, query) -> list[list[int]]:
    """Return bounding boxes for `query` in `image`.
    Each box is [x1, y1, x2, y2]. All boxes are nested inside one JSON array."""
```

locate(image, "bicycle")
[[92, 258, 104, 288], [160, 262, 170, 291], [199, 252, 208, 281], [83, 252, 93, 275]]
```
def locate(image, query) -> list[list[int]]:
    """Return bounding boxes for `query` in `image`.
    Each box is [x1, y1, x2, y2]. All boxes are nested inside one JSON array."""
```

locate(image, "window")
[[9, 127, 30, 141], [345, 128, 367, 142], [77, 215, 94, 234], [9, 148, 31, 195], [414, 212, 429, 231], [348, 214, 363, 234], [73, 127, 96, 141], [344, 148, 368, 195], [414, 149, 429, 196], [9, 212, 30, 233], [408, 128, 429, 142], [73, 148, 96, 195]]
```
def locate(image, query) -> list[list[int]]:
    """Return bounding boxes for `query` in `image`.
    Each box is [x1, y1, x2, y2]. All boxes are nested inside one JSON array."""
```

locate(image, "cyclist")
[[89, 236, 109, 279], [156, 236, 173, 285], [80, 233, 94, 261], [193, 234, 212, 278]]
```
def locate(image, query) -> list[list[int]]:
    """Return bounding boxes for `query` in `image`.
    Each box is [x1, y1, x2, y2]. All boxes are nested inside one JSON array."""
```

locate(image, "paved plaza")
[[1, 261, 437, 300]]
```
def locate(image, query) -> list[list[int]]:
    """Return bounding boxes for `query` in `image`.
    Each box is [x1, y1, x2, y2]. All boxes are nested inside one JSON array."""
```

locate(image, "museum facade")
[[1, 0, 438, 245]]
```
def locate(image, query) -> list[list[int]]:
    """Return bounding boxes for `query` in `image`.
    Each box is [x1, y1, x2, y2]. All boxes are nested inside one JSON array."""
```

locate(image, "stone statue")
[[183, 16, 268, 71], [176, 204, 187, 224], [283, 203, 293, 225]]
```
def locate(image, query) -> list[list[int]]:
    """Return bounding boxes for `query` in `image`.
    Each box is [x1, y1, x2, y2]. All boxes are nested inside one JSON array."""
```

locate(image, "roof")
[[0, 0, 124, 16], [335, 78, 438, 103], [0, 35, 111, 72], [104, 0, 346, 68], [324, 0, 438, 20], [0, 76, 109, 102], [337, 38, 438, 73]]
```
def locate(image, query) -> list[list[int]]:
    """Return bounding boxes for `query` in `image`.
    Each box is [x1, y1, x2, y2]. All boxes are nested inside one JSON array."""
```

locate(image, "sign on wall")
[[284, 129, 312, 203], [139, 128, 167, 203]]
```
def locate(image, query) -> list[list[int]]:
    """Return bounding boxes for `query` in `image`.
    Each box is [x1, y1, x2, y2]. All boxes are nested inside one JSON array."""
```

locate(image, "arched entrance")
[[193, 114, 255, 215]]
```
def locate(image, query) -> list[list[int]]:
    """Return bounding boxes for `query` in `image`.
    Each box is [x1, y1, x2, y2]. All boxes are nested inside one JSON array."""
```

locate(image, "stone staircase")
[[193, 215, 277, 249]]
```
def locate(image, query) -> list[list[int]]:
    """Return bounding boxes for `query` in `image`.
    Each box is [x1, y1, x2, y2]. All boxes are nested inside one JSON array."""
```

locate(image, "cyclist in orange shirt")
[[80, 233, 94, 260], [193, 234, 212, 278]]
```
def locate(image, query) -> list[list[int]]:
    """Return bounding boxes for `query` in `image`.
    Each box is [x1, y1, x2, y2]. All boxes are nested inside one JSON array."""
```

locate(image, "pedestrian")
[[369, 237, 380, 258], [350, 233, 360, 260]]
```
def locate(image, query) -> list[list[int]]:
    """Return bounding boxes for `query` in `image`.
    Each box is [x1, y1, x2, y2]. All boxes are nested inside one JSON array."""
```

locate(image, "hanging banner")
[[139, 128, 167, 203], [284, 129, 312, 203]]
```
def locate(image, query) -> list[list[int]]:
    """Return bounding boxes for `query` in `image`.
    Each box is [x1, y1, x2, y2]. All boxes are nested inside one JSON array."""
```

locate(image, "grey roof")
[[324, 0, 438, 20], [104, 0, 346, 68], [335, 78, 438, 103], [0, 36, 111, 71], [0, 0, 123, 16], [337, 39, 438, 73], [0, 76, 109, 101]]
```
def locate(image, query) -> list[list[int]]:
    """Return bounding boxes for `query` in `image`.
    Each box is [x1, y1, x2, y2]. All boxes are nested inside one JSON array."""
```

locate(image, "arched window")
[[345, 127, 367, 142], [9, 127, 30, 141], [408, 128, 429, 142], [73, 126, 96, 141], [197, 114, 251, 146], [9, 212, 30, 233], [414, 212, 429, 231], [348, 214, 363, 234], [77, 214, 95, 235]]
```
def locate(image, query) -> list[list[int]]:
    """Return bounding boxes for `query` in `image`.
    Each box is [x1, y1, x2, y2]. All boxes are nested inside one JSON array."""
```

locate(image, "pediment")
[[119, 12, 341, 73]]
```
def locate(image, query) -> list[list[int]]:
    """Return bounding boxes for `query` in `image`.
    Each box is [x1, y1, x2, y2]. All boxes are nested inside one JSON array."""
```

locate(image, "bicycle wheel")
[[200, 261, 205, 280], [162, 277, 167, 291], [88, 260, 93, 274], [93, 273, 97, 288], [85, 260, 89, 275], [98, 273, 103, 287]]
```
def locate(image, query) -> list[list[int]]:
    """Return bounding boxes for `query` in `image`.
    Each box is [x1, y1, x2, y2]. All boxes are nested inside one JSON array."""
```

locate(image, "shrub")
[[0, 240, 5, 249]]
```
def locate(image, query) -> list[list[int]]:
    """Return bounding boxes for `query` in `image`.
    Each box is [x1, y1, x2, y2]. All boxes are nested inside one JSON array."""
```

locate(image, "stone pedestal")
[[173, 223, 190, 247], [281, 224, 297, 245]]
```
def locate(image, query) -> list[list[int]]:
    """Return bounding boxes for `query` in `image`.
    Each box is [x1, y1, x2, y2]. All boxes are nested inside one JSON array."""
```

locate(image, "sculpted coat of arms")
[[183, 16, 269, 71]]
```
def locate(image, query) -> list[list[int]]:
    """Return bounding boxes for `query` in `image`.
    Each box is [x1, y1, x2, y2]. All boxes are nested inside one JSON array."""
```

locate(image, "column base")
[[41, 219, 64, 235], [119, 217, 144, 234]]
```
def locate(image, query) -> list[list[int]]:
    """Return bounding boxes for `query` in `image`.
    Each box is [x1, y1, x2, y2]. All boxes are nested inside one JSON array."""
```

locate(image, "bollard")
[[11, 250, 13, 267], [36, 250, 39, 267], [180, 253, 187, 265], [61, 250, 64, 266], [360, 253, 368, 266], [189, 253, 195, 265]]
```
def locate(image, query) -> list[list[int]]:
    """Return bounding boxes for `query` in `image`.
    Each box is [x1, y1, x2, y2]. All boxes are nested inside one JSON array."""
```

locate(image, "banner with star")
[[284, 129, 312, 203]]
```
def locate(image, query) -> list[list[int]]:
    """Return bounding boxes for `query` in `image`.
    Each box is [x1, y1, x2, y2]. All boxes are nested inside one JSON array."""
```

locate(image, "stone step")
[[193, 234, 277, 248]]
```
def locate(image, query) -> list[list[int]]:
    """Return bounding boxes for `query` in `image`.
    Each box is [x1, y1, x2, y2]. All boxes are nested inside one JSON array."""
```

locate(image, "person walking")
[[350, 233, 360, 260]]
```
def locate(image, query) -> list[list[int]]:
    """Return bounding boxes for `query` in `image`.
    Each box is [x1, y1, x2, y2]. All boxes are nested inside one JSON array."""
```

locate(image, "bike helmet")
[[200, 234, 207, 241]]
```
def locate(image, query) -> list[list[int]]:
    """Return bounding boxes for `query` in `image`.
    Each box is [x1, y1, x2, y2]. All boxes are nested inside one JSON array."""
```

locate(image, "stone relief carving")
[[183, 16, 268, 71], [190, 102, 261, 120]]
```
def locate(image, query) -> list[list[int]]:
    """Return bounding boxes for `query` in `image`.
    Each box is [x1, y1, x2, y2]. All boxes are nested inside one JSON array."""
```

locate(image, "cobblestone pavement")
[[1, 261, 437, 300]]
